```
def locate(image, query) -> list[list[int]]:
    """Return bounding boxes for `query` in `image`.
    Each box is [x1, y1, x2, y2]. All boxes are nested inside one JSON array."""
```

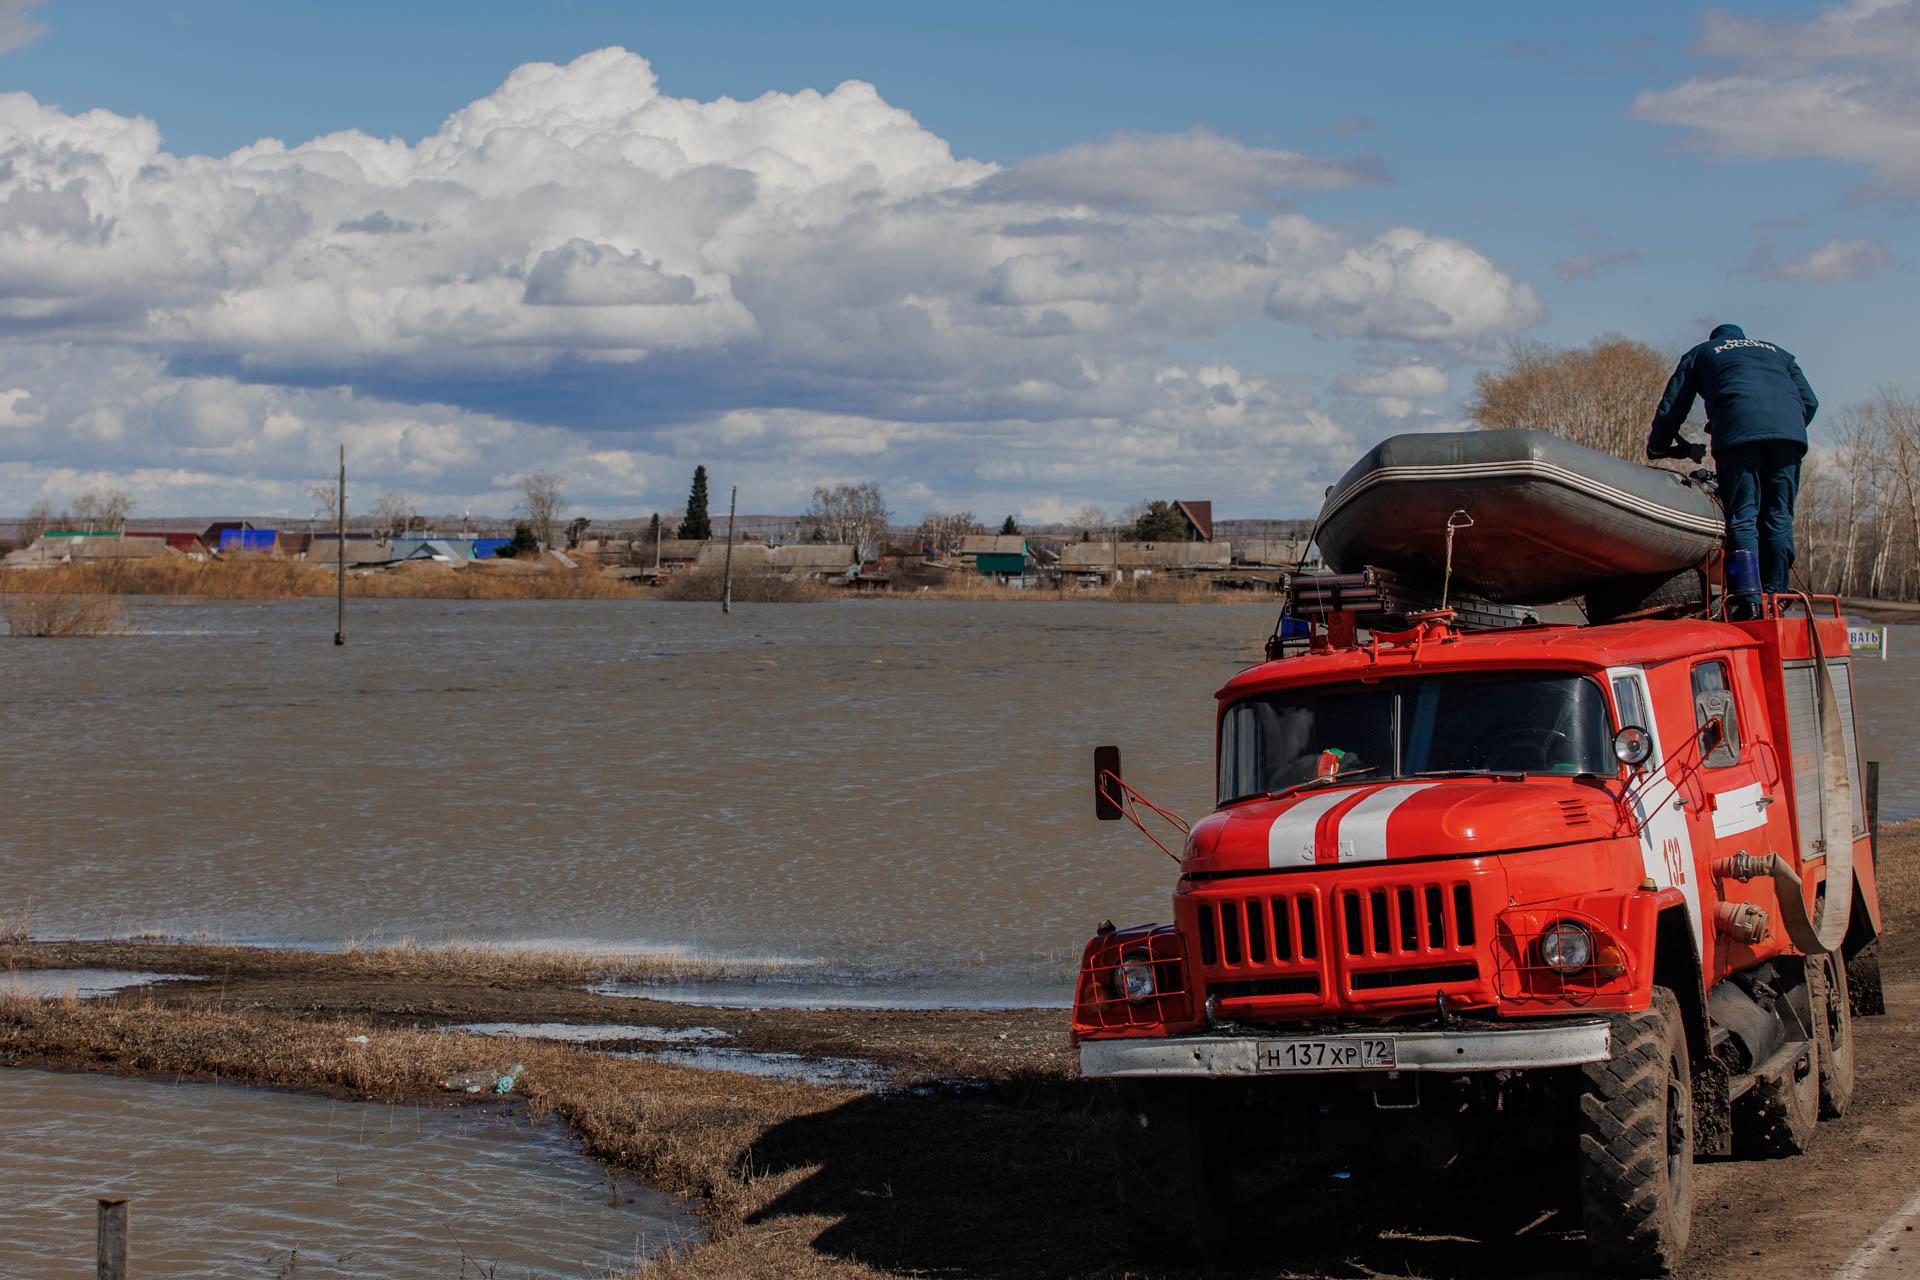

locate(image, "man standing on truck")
[[1646, 323, 1819, 613]]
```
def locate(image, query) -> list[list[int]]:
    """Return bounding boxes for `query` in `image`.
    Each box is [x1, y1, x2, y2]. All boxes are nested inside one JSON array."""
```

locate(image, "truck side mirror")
[[1094, 745, 1124, 820]]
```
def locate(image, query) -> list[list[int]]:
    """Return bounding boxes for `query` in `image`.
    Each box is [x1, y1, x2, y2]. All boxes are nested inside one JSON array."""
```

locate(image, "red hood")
[[1183, 778, 1620, 875]]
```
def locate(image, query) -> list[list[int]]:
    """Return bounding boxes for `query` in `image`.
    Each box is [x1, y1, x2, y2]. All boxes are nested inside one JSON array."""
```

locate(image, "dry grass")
[[0, 898, 28, 945], [330, 937, 812, 986], [2, 591, 126, 636], [662, 564, 828, 603], [0, 557, 640, 600], [886, 575, 1268, 604]]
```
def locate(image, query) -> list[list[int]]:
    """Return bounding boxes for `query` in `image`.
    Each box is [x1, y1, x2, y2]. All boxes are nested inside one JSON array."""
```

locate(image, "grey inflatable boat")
[[1315, 428, 1724, 604]]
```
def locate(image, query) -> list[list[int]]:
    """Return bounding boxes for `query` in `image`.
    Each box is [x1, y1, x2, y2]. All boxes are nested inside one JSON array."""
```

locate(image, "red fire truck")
[[1076, 593, 1882, 1275]]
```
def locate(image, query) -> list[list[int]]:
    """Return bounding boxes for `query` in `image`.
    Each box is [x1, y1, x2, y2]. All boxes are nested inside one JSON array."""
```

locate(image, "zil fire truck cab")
[[1075, 593, 1883, 1275]]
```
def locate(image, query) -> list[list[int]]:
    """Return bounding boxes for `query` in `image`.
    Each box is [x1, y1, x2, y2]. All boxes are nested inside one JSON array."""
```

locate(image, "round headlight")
[[1539, 922, 1594, 973], [1112, 951, 1158, 1002], [1613, 725, 1653, 767]]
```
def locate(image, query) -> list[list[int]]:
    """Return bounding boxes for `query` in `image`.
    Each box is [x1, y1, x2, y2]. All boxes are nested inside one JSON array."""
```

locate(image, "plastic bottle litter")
[[437, 1070, 500, 1093], [493, 1063, 525, 1095]]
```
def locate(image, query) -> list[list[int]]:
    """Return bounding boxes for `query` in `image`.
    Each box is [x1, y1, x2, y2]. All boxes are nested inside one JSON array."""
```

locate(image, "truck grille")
[[1195, 890, 1319, 967], [1339, 883, 1475, 956], [1184, 877, 1483, 1012]]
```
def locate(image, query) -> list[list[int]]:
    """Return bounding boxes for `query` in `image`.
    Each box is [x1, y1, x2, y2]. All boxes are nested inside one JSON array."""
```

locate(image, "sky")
[[0, 0, 1912, 523]]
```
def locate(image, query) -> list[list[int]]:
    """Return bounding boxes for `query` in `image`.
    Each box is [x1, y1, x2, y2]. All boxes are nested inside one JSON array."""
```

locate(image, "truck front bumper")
[[1079, 1019, 1612, 1078]]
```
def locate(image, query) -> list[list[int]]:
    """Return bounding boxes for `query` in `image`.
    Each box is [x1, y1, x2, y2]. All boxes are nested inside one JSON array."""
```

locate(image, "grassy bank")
[[0, 555, 1273, 605], [0, 557, 638, 600]]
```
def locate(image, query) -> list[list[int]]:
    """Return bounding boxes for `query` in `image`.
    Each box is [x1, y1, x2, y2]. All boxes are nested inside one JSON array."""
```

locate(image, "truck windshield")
[[1218, 672, 1615, 804]]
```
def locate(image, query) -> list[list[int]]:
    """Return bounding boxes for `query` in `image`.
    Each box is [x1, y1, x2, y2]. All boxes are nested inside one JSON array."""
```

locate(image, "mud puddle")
[[2, 968, 204, 998], [442, 1019, 729, 1044], [589, 978, 1069, 1011], [612, 1045, 894, 1089]]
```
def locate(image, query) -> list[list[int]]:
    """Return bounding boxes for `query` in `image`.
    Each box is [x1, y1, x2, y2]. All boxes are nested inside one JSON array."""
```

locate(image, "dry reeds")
[[3, 592, 126, 636], [331, 937, 809, 986], [881, 575, 1265, 605], [0, 898, 28, 945], [662, 565, 828, 603], [0, 557, 641, 601]]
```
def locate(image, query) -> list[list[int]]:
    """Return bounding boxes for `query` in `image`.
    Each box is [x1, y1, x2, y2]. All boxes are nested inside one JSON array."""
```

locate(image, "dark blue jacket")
[[1647, 324, 1818, 457]]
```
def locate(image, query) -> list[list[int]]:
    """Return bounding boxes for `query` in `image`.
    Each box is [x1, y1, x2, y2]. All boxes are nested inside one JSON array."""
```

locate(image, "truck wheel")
[[1110, 1081, 1219, 1261], [1734, 1035, 1819, 1157], [1812, 953, 1855, 1119], [1576, 988, 1693, 1277]]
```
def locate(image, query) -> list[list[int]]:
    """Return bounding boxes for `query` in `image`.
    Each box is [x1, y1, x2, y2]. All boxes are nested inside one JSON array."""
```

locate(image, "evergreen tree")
[[1128, 500, 1188, 541], [497, 522, 540, 558], [999, 514, 1020, 535], [678, 466, 713, 540], [647, 512, 662, 542]]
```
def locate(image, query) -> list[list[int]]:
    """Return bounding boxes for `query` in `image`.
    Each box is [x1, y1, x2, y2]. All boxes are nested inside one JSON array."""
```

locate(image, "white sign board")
[[1848, 621, 1891, 659]]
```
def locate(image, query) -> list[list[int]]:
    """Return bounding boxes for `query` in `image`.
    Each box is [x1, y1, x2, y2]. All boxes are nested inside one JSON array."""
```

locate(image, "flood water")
[[0, 1068, 693, 1278], [0, 598, 1911, 1002]]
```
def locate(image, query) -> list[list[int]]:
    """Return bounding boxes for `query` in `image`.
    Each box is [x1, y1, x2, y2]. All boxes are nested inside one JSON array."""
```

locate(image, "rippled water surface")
[[0, 598, 1910, 999], [0, 1068, 693, 1278]]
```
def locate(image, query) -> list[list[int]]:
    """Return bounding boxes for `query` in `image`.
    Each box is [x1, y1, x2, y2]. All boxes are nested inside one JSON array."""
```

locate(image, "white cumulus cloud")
[[0, 47, 1541, 517], [1764, 236, 1893, 281], [1633, 0, 1920, 188]]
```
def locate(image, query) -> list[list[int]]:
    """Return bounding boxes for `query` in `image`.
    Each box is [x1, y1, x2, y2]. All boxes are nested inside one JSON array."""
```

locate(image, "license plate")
[[1257, 1037, 1396, 1072]]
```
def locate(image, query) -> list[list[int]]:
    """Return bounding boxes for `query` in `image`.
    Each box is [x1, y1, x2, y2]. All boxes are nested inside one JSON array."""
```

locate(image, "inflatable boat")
[[1315, 429, 1724, 604]]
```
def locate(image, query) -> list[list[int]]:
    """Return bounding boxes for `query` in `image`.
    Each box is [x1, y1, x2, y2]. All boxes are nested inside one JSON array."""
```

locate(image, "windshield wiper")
[[1264, 766, 1379, 802], [1411, 768, 1526, 781]]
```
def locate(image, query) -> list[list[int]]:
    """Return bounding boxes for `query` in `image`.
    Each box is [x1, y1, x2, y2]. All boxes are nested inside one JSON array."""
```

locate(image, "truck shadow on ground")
[[741, 1079, 1592, 1279]]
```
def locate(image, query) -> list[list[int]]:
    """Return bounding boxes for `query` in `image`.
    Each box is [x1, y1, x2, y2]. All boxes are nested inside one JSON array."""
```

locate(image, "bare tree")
[[1071, 503, 1107, 541], [1832, 406, 1887, 596], [20, 498, 58, 542], [70, 487, 134, 533], [307, 478, 343, 525], [916, 510, 983, 557], [372, 489, 417, 539], [1871, 388, 1920, 599], [516, 472, 566, 548], [804, 482, 891, 556], [1469, 336, 1685, 461]]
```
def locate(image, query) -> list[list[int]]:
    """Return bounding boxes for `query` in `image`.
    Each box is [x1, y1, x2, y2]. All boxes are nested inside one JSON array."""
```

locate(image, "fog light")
[[1112, 951, 1158, 1001], [1538, 922, 1593, 973]]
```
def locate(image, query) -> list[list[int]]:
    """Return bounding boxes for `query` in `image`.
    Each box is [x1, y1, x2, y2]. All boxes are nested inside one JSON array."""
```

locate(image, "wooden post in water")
[[721, 485, 738, 614], [333, 444, 346, 647], [96, 1198, 127, 1280]]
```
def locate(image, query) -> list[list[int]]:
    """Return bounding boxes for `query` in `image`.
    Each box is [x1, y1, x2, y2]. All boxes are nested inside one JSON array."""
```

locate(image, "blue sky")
[[0, 0, 1909, 520]]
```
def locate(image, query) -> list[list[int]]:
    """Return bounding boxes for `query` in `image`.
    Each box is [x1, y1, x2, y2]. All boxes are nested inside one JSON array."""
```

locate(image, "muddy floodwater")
[[0, 1068, 693, 1278], [1, 598, 1911, 1001]]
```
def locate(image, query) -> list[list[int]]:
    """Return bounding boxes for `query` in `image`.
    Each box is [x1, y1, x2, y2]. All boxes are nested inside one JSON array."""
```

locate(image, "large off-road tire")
[[1812, 953, 1856, 1119], [1110, 1080, 1220, 1261], [1576, 988, 1694, 1277], [1733, 1033, 1820, 1157]]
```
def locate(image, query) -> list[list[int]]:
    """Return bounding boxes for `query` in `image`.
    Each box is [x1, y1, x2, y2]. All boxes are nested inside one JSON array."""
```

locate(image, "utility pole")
[[654, 512, 661, 570], [333, 445, 346, 646], [721, 485, 738, 614]]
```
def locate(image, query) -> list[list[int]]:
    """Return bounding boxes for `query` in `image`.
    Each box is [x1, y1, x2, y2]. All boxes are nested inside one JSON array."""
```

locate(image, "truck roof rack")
[[1283, 566, 1540, 635]]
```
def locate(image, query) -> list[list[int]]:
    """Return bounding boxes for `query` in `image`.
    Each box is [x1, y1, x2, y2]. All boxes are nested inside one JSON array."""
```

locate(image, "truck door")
[[1687, 657, 1789, 977], [1608, 666, 1704, 953]]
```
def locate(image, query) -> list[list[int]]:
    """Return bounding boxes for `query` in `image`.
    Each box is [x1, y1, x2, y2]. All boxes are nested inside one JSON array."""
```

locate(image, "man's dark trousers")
[[1717, 440, 1802, 594]]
